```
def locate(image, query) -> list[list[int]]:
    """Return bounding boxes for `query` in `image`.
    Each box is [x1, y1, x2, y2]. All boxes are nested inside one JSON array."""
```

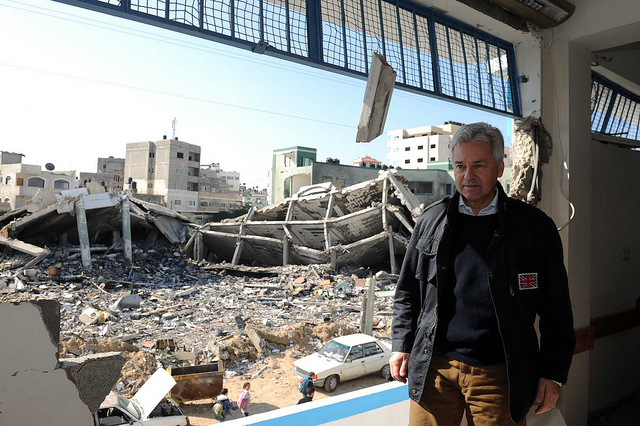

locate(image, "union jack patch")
[[518, 273, 538, 290]]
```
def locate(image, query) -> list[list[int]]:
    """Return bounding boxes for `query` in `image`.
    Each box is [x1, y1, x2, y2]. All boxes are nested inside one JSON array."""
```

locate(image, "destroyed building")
[[194, 170, 425, 272]]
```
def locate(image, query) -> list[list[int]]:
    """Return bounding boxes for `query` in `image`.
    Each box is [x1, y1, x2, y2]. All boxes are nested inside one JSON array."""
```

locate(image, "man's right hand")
[[389, 352, 410, 383]]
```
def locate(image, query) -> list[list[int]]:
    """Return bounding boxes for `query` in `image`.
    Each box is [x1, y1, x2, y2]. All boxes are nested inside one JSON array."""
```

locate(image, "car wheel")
[[381, 364, 392, 381], [324, 375, 339, 392]]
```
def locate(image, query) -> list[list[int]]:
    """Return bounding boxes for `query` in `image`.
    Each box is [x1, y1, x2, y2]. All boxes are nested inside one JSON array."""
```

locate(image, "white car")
[[293, 333, 392, 392], [94, 369, 191, 426]]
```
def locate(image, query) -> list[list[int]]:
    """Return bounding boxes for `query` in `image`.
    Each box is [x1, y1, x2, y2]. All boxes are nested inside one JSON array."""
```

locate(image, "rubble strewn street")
[[0, 237, 396, 420]]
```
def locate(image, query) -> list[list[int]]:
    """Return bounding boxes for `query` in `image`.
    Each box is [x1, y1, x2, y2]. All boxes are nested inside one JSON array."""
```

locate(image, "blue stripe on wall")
[[254, 384, 408, 426]]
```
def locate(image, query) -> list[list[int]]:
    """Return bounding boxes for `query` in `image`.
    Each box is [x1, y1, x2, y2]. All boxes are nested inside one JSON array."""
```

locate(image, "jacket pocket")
[[415, 236, 439, 284]]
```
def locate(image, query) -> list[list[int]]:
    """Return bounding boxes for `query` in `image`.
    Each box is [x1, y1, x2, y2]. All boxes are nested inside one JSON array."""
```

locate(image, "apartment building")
[[125, 137, 202, 213], [0, 151, 76, 211], [79, 156, 125, 192], [387, 122, 462, 170], [271, 146, 454, 205], [352, 155, 382, 168]]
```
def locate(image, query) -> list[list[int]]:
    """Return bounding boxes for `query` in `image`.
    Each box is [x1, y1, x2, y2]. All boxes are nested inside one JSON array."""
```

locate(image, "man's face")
[[453, 140, 504, 213]]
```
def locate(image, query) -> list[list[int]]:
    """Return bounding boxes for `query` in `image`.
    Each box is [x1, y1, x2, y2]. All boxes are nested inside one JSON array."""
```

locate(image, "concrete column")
[[121, 197, 133, 264], [75, 196, 92, 272], [540, 37, 592, 426]]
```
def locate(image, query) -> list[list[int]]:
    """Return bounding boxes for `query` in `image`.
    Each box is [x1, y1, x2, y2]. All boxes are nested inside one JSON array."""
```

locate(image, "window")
[[148, 168, 154, 173], [404, 147, 410, 151], [175, 184, 183, 190], [364, 342, 383, 357], [147, 183, 153, 188], [176, 168, 183, 174], [404, 159, 410, 164], [5, 176, 11, 185], [347, 345, 364, 361], [27, 177, 45, 188], [177, 152, 184, 159], [417, 145, 423, 150], [173, 200, 182, 206], [200, 201, 208, 207], [149, 152, 155, 158], [53, 180, 69, 190], [430, 144, 436, 149], [446, 184, 453, 195], [220, 202, 226, 208], [430, 157, 436, 161], [188, 200, 196, 207], [417, 158, 424, 163], [102, 164, 107, 169], [416, 181, 434, 194]]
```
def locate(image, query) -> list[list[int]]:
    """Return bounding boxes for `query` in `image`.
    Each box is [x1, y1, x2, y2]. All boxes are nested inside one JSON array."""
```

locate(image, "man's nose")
[[464, 167, 477, 180]]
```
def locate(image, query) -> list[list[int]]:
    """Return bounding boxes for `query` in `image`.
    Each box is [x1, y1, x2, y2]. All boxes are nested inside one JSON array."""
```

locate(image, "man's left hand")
[[534, 378, 561, 414]]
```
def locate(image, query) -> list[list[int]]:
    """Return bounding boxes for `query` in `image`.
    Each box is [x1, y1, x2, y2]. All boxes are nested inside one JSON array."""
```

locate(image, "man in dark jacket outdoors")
[[390, 122, 575, 425]]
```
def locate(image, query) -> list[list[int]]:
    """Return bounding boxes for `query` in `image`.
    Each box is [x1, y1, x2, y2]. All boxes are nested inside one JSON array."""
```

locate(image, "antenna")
[[172, 117, 177, 140]]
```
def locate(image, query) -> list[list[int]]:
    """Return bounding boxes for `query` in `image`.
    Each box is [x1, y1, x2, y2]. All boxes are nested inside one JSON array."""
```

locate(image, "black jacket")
[[392, 185, 575, 422]]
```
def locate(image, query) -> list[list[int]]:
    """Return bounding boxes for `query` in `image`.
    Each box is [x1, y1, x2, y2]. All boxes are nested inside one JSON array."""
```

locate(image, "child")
[[213, 388, 233, 421], [297, 371, 315, 396], [297, 385, 315, 404], [237, 382, 251, 417]]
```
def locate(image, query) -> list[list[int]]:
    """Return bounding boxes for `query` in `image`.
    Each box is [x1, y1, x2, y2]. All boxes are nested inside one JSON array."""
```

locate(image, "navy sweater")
[[435, 213, 504, 366]]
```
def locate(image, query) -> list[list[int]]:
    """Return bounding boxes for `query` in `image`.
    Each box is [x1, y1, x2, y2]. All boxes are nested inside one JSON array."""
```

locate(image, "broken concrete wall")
[[509, 117, 553, 205], [0, 300, 93, 425], [0, 298, 125, 424]]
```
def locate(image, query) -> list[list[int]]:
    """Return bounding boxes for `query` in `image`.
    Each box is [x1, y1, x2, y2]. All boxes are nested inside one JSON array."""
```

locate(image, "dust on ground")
[[181, 349, 390, 425]]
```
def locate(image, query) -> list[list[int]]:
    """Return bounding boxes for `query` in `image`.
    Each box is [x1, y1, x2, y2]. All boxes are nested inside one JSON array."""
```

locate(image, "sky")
[[0, 0, 513, 190]]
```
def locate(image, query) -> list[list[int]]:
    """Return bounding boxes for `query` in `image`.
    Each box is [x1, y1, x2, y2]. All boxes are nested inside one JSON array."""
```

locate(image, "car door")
[[341, 344, 366, 381], [363, 342, 387, 375]]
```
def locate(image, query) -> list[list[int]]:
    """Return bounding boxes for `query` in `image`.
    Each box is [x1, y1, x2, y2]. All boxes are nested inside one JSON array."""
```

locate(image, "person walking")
[[237, 382, 251, 417], [390, 122, 575, 425]]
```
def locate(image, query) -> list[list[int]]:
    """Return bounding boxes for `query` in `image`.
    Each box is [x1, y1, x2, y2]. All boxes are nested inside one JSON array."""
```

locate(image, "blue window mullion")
[[259, 0, 265, 42], [412, 7, 423, 90], [444, 21, 455, 98], [506, 43, 520, 116], [285, 0, 291, 53], [396, 2, 407, 85], [340, 0, 348, 68], [460, 27, 469, 101], [231, 0, 235, 39], [307, 0, 322, 63], [473, 34, 483, 106], [620, 97, 633, 136], [359, 0, 368, 73], [484, 36, 495, 109], [428, 15, 441, 96], [377, 0, 386, 58], [600, 90, 618, 134]]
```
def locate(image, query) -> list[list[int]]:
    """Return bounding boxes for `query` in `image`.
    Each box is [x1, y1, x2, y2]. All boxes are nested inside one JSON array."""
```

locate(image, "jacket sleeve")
[[392, 217, 425, 354], [537, 218, 576, 384]]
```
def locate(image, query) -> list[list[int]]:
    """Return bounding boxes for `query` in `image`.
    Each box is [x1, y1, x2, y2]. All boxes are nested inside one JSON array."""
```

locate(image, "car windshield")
[[116, 394, 141, 419], [319, 340, 349, 362]]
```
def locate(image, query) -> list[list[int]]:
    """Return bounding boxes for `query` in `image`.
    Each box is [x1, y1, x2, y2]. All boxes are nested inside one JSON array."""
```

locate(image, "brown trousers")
[[409, 348, 526, 426]]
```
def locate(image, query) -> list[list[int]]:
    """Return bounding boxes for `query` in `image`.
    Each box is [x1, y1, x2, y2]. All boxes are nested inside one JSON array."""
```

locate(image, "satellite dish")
[[45, 163, 55, 171]]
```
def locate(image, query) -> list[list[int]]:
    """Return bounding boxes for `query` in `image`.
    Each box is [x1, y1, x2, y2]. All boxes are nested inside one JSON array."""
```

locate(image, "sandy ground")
[[180, 349, 389, 425]]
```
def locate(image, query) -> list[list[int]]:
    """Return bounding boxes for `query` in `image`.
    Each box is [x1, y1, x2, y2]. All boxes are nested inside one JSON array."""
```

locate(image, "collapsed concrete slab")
[[0, 189, 193, 271], [0, 298, 123, 425], [195, 171, 422, 271]]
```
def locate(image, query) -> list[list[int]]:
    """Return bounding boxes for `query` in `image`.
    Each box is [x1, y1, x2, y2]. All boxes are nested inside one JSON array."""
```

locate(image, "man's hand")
[[389, 352, 410, 383], [534, 378, 561, 414]]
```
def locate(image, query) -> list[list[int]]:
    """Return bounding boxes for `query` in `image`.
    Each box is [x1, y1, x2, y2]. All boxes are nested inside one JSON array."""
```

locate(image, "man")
[[297, 385, 315, 404], [390, 122, 575, 425]]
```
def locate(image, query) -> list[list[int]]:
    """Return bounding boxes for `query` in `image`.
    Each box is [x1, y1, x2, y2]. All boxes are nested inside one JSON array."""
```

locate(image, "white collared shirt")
[[458, 189, 499, 216]]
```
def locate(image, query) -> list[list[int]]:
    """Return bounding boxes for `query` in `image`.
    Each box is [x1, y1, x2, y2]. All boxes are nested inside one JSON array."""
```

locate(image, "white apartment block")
[[204, 163, 241, 192], [387, 122, 462, 169], [0, 151, 76, 211]]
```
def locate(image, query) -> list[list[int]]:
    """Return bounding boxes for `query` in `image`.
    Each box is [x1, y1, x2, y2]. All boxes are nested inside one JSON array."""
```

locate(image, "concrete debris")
[[196, 170, 419, 271], [510, 116, 553, 205], [0, 244, 394, 403]]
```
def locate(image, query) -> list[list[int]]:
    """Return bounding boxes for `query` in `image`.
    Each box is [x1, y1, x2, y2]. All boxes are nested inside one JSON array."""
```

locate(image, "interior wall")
[[540, 37, 592, 426], [588, 141, 640, 412]]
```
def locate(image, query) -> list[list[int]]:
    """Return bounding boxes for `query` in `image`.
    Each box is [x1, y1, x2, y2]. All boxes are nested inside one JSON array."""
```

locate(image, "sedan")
[[293, 333, 392, 392]]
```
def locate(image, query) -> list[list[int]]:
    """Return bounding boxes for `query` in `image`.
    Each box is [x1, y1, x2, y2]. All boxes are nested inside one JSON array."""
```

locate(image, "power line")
[[0, 61, 356, 129]]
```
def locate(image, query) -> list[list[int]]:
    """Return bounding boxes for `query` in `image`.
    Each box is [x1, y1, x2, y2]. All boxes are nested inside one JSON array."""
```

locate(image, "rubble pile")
[[1, 240, 396, 398]]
